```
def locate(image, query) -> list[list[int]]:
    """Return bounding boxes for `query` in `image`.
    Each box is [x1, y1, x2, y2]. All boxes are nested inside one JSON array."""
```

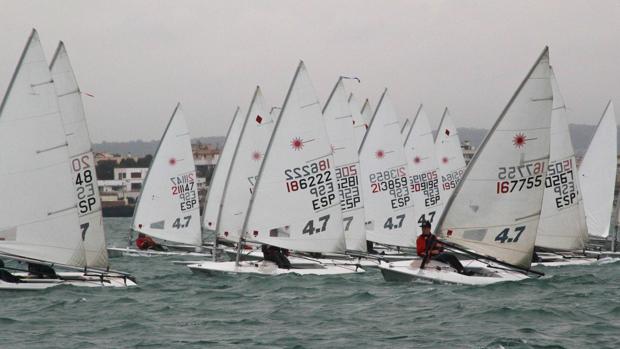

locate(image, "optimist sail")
[[202, 108, 244, 231], [535, 68, 588, 250], [359, 89, 417, 247], [435, 107, 467, 213], [50, 42, 108, 268], [579, 101, 617, 237], [323, 78, 366, 252], [404, 105, 443, 228], [217, 87, 275, 242], [131, 104, 201, 246], [0, 30, 86, 266], [436, 48, 552, 269], [243, 62, 345, 253]]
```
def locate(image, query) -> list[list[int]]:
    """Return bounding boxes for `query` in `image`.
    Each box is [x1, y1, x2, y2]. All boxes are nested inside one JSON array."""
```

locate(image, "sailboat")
[[579, 101, 617, 246], [215, 87, 276, 259], [434, 107, 467, 219], [322, 78, 366, 252], [380, 47, 552, 285], [202, 107, 244, 235], [188, 62, 363, 275], [358, 89, 419, 258], [404, 105, 444, 228], [0, 31, 135, 289], [531, 68, 596, 266], [108, 104, 208, 257]]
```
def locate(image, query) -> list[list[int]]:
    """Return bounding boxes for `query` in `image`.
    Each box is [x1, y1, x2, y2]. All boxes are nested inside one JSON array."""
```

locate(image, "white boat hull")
[[223, 247, 412, 267], [0, 272, 137, 290], [187, 260, 364, 276], [107, 247, 211, 258], [378, 259, 529, 285]]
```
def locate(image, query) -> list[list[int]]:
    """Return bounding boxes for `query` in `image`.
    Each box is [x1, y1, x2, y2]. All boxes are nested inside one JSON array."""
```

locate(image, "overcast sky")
[[1, 1, 618, 142]]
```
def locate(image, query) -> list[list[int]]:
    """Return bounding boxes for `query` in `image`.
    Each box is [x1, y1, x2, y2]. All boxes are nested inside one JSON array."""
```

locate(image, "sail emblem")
[[291, 137, 304, 151], [513, 133, 527, 148], [169, 158, 177, 165], [252, 151, 262, 161], [256, 115, 263, 124], [376, 150, 385, 159], [445, 129, 451, 136]]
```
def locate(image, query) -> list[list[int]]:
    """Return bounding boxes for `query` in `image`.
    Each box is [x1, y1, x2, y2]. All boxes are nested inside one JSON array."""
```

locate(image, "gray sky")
[[1, 0, 619, 142]]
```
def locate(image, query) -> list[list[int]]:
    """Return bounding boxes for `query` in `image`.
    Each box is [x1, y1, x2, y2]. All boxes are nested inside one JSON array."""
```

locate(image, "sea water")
[[1, 217, 619, 349]]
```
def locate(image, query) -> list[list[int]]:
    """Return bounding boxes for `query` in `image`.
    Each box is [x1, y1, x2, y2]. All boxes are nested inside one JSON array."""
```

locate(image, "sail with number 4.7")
[[359, 89, 417, 248], [131, 104, 201, 246], [436, 47, 553, 269], [242, 62, 346, 253]]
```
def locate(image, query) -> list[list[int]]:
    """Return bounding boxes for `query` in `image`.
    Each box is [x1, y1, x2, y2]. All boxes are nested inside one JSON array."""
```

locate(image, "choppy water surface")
[[2, 217, 620, 348]]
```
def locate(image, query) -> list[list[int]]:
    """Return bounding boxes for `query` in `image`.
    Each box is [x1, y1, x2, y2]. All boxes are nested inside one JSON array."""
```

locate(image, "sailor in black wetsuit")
[[261, 244, 292, 269]]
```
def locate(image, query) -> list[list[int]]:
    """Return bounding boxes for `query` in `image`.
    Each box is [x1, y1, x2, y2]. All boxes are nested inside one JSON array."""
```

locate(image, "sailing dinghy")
[[0, 31, 135, 289], [579, 102, 617, 244], [202, 107, 244, 236], [379, 47, 552, 285], [404, 105, 444, 228], [211, 87, 276, 258], [108, 104, 209, 258], [188, 62, 364, 276], [531, 68, 598, 266], [356, 89, 419, 260]]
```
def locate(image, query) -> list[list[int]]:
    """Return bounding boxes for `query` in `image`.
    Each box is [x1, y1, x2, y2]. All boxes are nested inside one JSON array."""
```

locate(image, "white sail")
[[437, 48, 552, 269], [243, 62, 345, 253], [202, 107, 244, 231], [0, 30, 85, 266], [131, 104, 201, 246], [404, 105, 443, 228], [50, 42, 108, 268], [359, 89, 417, 247], [217, 87, 274, 242], [580, 101, 617, 237], [434, 107, 467, 221], [348, 93, 367, 152], [323, 78, 366, 252], [536, 68, 588, 250]]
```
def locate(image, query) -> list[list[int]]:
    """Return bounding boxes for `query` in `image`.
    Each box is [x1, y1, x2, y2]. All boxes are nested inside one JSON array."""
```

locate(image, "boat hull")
[[378, 260, 529, 285], [107, 247, 211, 258], [0, 272, 137, 290], [187, 260, 364, 276]]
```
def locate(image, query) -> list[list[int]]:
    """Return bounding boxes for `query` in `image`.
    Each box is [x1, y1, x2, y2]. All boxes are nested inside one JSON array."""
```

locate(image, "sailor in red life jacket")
[[416, 221, 465, 274], [135, 233, 165, 251]]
